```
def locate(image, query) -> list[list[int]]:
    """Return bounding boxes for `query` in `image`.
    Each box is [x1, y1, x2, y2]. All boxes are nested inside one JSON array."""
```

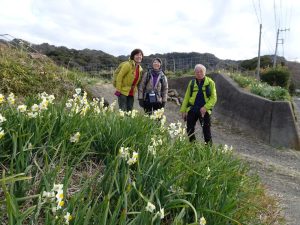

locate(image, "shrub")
[[260, 66, 291, 89], [228, 72, 291, 101]]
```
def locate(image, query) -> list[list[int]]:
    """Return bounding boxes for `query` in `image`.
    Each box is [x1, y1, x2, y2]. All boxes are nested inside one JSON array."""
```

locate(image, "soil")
[[87, 82, 300, 225]]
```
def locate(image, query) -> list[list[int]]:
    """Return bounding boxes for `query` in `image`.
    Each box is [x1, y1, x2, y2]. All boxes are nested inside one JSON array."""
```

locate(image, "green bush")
[[250, 83, 290, 101], [260, 66, 291, 89], [231, 74, 256, 88], [228, 72, 291, 101]]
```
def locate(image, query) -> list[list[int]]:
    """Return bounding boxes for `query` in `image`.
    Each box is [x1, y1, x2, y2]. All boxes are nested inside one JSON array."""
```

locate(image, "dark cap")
[[130, 48, 144, 60]]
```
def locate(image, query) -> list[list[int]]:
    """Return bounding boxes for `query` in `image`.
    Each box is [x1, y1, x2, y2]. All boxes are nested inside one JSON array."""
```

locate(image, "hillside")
[[0, 44, 84, 98], [1, 38, 300, 89]]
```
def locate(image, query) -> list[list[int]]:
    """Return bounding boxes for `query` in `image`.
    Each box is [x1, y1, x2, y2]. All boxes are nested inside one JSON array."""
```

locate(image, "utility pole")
[[173, 58, 176, 74], [273, 28, 290, 68], [256, 24, 262, 79]]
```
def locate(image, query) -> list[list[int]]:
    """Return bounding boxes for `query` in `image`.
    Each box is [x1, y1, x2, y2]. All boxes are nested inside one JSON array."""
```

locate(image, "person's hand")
[[200, 107, 207, 117], [138, 99, 144, 107], [182, 112, 187, 121], [114, 91, 121, 97], [161, 102, 166, 108]]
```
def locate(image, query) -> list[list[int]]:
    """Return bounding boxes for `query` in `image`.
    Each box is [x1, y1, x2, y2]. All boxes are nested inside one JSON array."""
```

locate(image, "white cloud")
[[0, 0, 299, 61]]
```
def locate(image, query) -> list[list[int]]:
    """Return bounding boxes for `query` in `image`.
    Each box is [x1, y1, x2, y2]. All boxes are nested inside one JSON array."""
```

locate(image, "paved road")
[[293, 97, 300, 116], [293, 97, 300, 131]]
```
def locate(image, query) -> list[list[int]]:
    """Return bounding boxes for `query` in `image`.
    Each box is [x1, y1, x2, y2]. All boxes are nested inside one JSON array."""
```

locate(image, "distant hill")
[[1, 38, 300, 87]]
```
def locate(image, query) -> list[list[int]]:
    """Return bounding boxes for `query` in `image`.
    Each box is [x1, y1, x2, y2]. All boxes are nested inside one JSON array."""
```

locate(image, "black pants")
[[144, 102, 163, 115], [186, 110, 212, 144]]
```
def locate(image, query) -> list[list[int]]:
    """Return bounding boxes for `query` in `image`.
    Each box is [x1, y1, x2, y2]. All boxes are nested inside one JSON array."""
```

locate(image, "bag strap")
[[189, 78, 211, 98]]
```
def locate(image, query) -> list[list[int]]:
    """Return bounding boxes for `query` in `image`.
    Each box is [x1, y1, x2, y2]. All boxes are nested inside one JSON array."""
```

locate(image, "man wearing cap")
[[138, 58, 168, 114], [180, 64, 217, 145]]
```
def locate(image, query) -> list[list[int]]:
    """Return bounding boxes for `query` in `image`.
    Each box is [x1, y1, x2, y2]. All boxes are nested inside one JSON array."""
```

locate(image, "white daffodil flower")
[[200, 216, 206, 225], [145, 201, 156, 213], [75, 88, 82, 95], [70, 132, 80, 143]]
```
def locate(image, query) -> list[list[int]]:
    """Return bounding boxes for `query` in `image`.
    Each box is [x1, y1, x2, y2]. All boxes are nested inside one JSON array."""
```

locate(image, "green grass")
[[0, 46, 96, 100], [0, 91, 284, 225], [225, 72, 290, 101]]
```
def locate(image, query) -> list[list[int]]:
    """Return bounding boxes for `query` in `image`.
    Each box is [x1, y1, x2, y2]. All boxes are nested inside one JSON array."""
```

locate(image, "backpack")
[[189, 78, 211, 98], [112, 61, 127, 88]]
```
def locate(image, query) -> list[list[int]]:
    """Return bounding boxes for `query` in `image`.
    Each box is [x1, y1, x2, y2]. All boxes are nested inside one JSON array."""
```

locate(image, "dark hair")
[[130, 48, 144, 60]]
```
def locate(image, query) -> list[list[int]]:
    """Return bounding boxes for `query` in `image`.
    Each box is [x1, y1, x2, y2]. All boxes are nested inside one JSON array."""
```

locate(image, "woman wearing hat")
[[138, 58, 168, 114]]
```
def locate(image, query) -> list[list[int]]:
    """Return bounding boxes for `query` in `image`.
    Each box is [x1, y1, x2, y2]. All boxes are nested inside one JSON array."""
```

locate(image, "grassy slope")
[[0, 45, 85, 98]]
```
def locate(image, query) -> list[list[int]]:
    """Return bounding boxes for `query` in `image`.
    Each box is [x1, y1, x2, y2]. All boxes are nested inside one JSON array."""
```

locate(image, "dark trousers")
[[118, 94, 134, 112], [186, 110, 212, 144], [144, 102, 163, 114]]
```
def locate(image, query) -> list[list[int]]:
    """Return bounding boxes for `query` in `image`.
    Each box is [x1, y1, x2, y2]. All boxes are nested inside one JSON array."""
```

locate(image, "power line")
[[252, 0, 261, 24], [273, 0, 278, 31], [258, 0, 262, 23]]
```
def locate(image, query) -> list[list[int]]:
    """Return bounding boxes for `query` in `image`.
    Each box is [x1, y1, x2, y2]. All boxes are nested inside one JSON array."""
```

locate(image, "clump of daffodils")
[[0, 113, 6, 140], [42, 183, 72, 223], [118, 146, 138, 166], [66, 88, 90, 116], [200, 216, 207, 225], [17, 104, 27, 113], [42, 183, 64, 211], [118, 109, 125, 117], [126, 109, 139, 118], [145, 201, 165, 219], [70, 132, 81, 143], [0, 92, 56, 119], [0, 113, 6, 124], [156, 208, 165, 219], [147, 135, 163, 156], [150, 108, 165, 120], [221, 144, 233, 153], [7, 93, 15, 105], [167, 121, 186, 140], [64, 212, 72, 225], [66, 89, 116, 116], [38, 92, 55, 111], [0, 94, 5, 104]]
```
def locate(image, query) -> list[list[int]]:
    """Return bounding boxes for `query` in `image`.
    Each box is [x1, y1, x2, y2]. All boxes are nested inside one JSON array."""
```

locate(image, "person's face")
[[152, 59, 161, 70], [134, 52, 143, 64], [195, 67, 205, 80]]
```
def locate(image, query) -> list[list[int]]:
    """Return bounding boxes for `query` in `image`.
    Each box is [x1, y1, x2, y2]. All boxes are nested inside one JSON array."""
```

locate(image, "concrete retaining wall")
[[168, 74, 300, 150]]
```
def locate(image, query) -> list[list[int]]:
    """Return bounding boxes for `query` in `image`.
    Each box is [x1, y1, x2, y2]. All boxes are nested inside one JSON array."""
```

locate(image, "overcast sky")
[[0, 0, 299, 61]]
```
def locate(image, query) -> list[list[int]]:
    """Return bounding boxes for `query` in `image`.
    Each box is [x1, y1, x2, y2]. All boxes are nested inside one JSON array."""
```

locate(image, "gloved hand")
[[161, 102, 166, 108], [114, 91, 121, 97], [139, 99, 144, 107]]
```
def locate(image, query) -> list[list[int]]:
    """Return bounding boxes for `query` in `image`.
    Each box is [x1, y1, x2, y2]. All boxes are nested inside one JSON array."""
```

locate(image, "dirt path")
[[87, 82, 300, 225]]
